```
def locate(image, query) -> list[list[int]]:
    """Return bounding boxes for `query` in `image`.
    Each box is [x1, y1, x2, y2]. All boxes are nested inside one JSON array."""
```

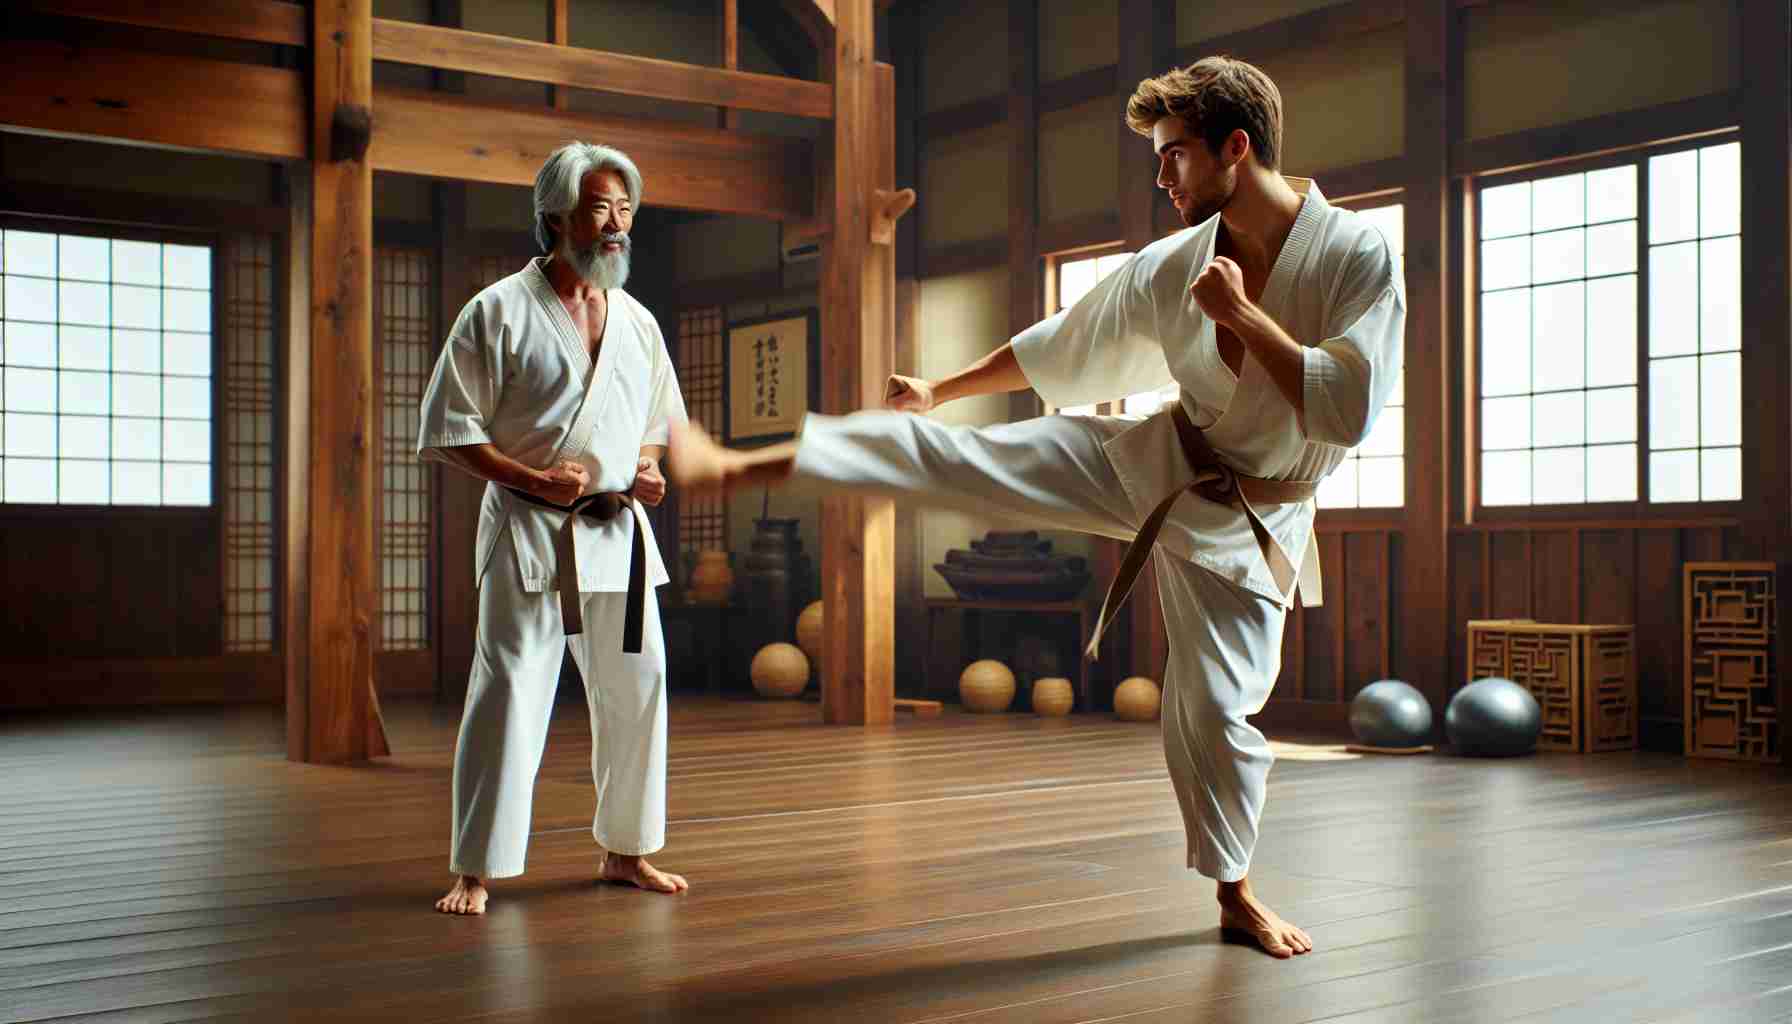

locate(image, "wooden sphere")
[[958, 659, 1016, 713], [795, 600, 825, 662], [750, 642, 809, 699], [1114, 676, 1162, 722], [1031, 677, 1074, 717]]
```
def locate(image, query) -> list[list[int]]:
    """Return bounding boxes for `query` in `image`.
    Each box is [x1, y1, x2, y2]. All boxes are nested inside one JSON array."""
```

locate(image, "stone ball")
[[1114, 676, 1161, 722], [959, 659, 1016, 713], [1349, 679, 1434, 748], [1031, 677, 1074, 717], [750, 642, 810, 699], [794, 600, 825, 663], [1445, 676, 1543, 757]]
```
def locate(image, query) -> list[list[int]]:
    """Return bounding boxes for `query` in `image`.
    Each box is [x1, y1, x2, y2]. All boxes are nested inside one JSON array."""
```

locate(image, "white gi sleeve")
[[1010, 253, 1175, 409], [416, 300, 500, 463], [641, 315, 687, 447], [1301, 242, 1406, 447]]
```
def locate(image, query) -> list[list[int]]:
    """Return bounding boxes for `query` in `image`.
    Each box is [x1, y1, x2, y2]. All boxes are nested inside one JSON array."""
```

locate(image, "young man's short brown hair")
[[1125, 56, 1284, 171]]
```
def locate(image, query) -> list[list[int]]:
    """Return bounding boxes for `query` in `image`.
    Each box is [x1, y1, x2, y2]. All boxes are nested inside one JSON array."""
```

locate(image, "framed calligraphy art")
[[723, 310, 818, 445]]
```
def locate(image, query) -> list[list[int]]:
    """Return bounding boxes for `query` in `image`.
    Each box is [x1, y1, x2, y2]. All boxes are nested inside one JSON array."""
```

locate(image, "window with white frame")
[[1, 227, 214, 506], [1476, 138, 1740, 507], [1317, 201, 1406, 509], [1046, 249, 1179, 416]]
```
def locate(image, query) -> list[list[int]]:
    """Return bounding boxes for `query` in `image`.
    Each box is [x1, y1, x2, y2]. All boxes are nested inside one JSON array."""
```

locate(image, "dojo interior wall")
[[0, 0, 1776, 739], [901, 0, 1760, 739]]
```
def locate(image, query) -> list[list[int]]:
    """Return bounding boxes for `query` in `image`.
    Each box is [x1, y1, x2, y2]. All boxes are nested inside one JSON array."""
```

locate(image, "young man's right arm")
[[885, 342, 1033, 414]]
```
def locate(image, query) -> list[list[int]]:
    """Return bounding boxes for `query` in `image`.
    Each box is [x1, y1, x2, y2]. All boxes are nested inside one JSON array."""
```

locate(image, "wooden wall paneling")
[[0, 654, 284, 709], [1487, 530, 1531, 620], [1399, 0, 1455, 718], [289, 0, 383, 763], [1342, 531, 1386, 697], [1634, 528, 1685, 749], [1449, 531, 1484, 694], [891, 3, 922, 698], [1530, 529, 1576, 624], [716, 0, 738, 128], [1301, 532, 1344, 700], [1684, 526, 1725, 563], [1579, 529, 1636, 628], [1734, 0, 1792, 767], [176, 515, 225, 655]]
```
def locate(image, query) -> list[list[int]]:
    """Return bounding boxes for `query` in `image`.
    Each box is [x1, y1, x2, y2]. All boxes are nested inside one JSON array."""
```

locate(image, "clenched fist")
[[632, 456, 666, 507], [884, 374, 935, 414], [1190, 255, 1249, 326], [536, 458, 590, 506]]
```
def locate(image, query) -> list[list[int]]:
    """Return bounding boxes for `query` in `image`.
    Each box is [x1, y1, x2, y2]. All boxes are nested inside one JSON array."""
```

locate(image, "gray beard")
[[564, 235, 631, 289]]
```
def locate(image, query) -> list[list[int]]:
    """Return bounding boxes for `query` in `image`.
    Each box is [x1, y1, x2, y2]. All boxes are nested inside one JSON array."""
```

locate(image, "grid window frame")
[[0, 218, 222, 511], [674, 307, 727, 566], [1043, 242, 1140, 418], [1471, 131, 1744, 520], [1320, 194, 1408, 513]]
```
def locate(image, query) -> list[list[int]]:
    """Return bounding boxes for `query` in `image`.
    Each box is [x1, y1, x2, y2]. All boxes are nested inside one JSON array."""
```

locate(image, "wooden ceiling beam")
[[21, 0, 307, 46], [369, 87, 814, 220], [0, 39, 306, 159], [369, 19, 832, 120]]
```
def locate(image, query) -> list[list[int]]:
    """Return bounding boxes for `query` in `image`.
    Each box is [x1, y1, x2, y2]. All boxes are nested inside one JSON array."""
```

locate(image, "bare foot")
[[600, 852, 689, 894], [1217, 879, 1312, 958], [668, 420, 796, 496], [435, 875, 488, 915], [666, 420, 732, 496]]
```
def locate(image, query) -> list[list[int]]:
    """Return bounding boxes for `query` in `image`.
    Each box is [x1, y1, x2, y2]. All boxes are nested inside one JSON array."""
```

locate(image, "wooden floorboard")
[[2, 698, 1790, 1023]]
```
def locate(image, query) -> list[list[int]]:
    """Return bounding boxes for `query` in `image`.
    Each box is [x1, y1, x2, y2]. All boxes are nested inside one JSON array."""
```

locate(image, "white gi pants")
[[449, 537, 668, 879], [791, 411, 1284, 882]]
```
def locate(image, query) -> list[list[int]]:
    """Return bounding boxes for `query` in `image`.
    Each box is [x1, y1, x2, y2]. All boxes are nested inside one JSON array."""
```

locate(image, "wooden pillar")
[[1399, 0, 1455, 716], [1007, 0, 1041, 423], [1737, 0, 1791, 766], [819, 0, 896, 725], [891, 2, 924, 697], [548, 0, 569, 109], [287, 0, 385, 763], [717, 0, 738, 129]]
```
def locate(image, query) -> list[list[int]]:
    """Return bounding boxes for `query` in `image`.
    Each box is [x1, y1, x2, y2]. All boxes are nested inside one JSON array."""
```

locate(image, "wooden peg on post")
[[870, 187, 915, 245]]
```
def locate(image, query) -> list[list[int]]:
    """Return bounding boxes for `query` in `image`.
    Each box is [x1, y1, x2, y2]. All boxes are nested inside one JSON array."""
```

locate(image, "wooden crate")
[[1683, 563, 1780, 763], [1466, 619, 1637, 753]]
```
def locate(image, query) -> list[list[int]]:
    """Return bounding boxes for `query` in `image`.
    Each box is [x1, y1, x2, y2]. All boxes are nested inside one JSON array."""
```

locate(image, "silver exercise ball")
[[1445, 677, 1542, 757], [1348, 679, 1433, 747]]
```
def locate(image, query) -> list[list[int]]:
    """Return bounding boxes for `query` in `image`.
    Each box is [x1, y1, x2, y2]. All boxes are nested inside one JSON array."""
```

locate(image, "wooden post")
[[287, 0, 385, 763], [1399, 0, 1455, 717], [718, 0, 738, 129], [819, 0, 896, 725], [1007, 0, 1041, 423], [1737, 0, 1791, 768], [548, 0, 569, 109]]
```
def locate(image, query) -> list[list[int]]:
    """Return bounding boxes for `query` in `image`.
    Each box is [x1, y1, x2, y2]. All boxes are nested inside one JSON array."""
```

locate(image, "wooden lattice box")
[[1466, 619, 1637, 753], [1684, 563, 1779, 763]]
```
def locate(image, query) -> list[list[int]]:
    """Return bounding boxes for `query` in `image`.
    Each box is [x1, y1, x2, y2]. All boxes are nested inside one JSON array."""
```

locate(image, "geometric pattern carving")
[[1684, 562, 1779, 763], [1466, 619, 1637, 753], [221, 233, 278, 653]]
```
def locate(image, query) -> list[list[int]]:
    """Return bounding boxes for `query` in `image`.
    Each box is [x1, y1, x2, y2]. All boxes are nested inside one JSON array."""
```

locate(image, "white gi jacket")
[[416, 257, 686, 594], [1012, 179, 1405, 608]]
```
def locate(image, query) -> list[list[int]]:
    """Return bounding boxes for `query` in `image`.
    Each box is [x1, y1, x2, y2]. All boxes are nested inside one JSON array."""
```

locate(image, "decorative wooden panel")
[[674, 307, 726, 573], [1684, 562, 1779, 763], [374, 246, 433, 652], [1468, 620, 1637, 753], [221, 233, 278, 654]]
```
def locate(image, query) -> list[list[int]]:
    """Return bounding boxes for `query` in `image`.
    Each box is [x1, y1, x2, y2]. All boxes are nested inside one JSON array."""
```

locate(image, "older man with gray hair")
[[418, 141, 689, 914]]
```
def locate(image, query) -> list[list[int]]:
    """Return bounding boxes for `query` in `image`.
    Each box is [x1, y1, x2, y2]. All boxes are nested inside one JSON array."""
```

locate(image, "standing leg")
[[567, 585, 687, 893], [1152, 551, 1312, 957], [436, 540, 565, 915]]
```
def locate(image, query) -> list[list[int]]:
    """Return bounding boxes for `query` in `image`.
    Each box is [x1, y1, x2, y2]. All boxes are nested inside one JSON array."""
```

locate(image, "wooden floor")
[[4, 699, 1792, 1024]]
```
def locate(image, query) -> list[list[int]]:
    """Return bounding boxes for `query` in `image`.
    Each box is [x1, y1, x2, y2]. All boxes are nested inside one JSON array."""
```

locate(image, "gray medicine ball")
[[1445, 677, 1542, 757], [1348, 679, 1433, 748]]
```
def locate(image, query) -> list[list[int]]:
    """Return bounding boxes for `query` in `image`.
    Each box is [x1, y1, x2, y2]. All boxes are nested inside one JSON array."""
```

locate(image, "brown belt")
[[504, 487, 646, 653], [1084, 403, 1317, 660]]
